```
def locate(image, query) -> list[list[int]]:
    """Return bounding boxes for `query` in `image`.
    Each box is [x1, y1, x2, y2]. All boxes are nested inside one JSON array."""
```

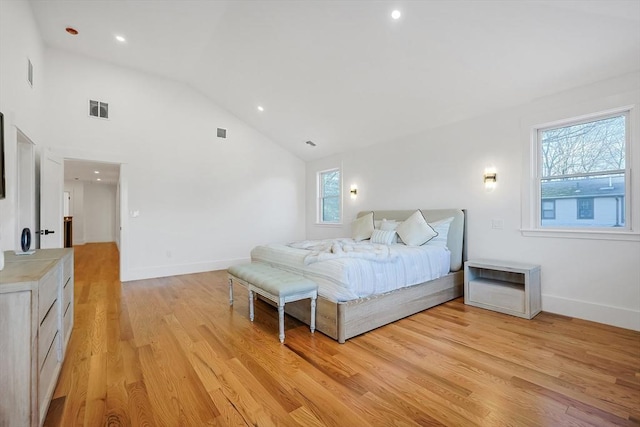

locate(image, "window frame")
[[521, 103, 639, 242], [317, 168, 342, 225]]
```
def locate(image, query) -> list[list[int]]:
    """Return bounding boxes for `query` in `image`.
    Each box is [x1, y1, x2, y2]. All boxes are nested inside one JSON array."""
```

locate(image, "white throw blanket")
[[288, 238, 398, 265]]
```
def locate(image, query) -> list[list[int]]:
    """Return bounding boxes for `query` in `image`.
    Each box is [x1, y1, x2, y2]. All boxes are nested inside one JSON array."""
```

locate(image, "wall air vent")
[[27, 58, 33, 87], [217, 128, 227, 139], [89, 100, 109, 119]]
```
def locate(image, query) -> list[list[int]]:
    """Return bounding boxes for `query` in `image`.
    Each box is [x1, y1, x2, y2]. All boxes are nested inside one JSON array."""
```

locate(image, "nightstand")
[[464, 259, 541, 319]]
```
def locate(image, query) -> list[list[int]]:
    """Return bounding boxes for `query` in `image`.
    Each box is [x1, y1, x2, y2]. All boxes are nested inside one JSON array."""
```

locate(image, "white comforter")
[[288, 238, 398, 265], [250, 238, 450, 302]]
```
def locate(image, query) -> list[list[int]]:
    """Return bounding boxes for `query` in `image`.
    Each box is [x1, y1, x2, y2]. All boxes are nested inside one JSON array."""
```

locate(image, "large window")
[[318, 168, 341, 223], [537, 111, 628, 229]]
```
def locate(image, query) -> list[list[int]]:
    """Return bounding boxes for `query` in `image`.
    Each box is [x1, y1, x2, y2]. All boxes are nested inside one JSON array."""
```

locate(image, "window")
[[577, 198, 594, 220], [541, 200, 555, 220], [537, 111, 628, 229], [318, 168, 341, 223]]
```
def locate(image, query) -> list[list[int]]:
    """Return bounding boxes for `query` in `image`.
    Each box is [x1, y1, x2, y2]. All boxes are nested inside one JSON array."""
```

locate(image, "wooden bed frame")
[[266, 209, 467, 343]]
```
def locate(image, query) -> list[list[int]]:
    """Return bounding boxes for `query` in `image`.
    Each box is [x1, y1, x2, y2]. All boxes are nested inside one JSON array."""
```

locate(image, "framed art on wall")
[[0, 111, 5, 199]]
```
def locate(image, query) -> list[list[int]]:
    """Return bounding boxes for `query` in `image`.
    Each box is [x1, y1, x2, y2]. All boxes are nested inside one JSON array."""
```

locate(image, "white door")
[[40, 150, 64, 248]]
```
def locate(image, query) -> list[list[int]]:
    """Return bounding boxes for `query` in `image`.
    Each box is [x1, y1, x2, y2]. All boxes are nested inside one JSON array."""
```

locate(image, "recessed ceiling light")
[[391, 10, 401, 20], [97, 178, 102, 181], [257, 106, 264, 112], [65, 27, 78, 35], [115, 35, 126, 43], [94, 170, 100, 174]]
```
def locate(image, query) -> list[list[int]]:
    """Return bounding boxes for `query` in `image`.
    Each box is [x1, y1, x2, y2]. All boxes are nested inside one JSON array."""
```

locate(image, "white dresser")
[[0, 248, 74, 427]]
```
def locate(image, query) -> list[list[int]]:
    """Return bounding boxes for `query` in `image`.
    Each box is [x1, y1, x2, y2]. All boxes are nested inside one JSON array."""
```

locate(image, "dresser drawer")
[[63, 274, 73, 306], [38, 267, 60, 323], [38, 332, 60, 409], [63, 301, 73, 341], [38, 302, 59, 370], [63, 254, 73, 284]]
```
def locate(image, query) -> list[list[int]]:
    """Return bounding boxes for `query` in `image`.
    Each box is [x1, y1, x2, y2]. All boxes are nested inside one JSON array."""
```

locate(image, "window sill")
[[521, 228, 640, 242], [314, 222, 343, 228]]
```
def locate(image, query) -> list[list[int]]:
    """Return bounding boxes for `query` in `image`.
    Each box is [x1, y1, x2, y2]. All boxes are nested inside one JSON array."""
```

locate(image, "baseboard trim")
[[122, 257, 250, 282], [542, 294, 640, 331]]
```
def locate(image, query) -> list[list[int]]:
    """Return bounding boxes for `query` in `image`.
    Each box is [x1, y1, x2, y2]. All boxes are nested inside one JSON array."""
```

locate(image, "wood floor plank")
[[124, 381, 155, 427], [45, 243, 640, 426], [83, 352, 107, 426]]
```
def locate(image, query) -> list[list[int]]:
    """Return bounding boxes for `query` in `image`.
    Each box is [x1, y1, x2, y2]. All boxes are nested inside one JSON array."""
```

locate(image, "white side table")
[[464, 259, 541, 319]]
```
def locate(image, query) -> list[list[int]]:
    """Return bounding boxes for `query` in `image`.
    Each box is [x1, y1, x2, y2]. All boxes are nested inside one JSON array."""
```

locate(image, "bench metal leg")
[[278, 304, 285, 343], [310, 296, 316, 334], [248, 290, 255, 321], [229, 278, 233, 306]]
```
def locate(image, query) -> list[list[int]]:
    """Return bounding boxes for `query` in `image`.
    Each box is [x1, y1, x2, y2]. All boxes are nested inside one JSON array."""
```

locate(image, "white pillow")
[[426, 217, 454, 248], [352, 212, 374, 242], [371, 229, 396, 245], [396, 210, 437, 246], [380, 219, 399, 231]]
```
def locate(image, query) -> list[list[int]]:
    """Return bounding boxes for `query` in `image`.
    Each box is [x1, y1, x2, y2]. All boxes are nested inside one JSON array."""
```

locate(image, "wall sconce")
[[484, 168, 497, 191], [350, 184, 358, 199]]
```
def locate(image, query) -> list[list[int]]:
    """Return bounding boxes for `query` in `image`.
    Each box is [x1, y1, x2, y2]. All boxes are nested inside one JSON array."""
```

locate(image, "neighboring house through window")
[[318, 168, 341, 223]]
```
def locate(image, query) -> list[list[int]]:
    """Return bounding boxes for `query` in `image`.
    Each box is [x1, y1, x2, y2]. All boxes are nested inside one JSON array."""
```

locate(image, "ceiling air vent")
[[217, 128, 227, 139], [89, 100, 109, 119]]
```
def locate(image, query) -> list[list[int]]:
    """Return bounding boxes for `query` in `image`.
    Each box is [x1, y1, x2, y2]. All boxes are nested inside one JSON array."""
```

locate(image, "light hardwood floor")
[[44, 243, 640, 426]]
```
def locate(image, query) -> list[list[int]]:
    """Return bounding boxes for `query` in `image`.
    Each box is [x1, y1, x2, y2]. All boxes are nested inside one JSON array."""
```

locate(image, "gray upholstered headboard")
[[357, 209, 466, 272]]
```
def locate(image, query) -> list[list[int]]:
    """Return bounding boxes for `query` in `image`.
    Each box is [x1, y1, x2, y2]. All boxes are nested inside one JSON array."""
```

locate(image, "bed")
[[250, 209, 466, 343]]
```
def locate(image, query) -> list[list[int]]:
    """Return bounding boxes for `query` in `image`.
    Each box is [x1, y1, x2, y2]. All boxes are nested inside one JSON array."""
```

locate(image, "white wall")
[[0, 0, 44, 252], [84, 182, 117, 243], [44, 49, 306, 280], [65, 180, 115, 245], [306, 72, 640, 331]]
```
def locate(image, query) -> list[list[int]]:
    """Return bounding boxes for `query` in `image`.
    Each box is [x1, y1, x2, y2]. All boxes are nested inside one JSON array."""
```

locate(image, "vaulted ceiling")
[[30, 0, 640, 161]]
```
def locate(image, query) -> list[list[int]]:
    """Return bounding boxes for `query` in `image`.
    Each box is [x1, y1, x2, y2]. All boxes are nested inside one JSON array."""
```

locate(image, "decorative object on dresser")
[[464, 259, 541, 319], [0, 248, 74, 427], [21, 227, 32, 252]]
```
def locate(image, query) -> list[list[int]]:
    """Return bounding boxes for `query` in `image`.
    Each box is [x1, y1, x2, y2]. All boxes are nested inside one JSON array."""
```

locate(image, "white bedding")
[[289, 238, 397, 265], [250, 238, 451, 302]]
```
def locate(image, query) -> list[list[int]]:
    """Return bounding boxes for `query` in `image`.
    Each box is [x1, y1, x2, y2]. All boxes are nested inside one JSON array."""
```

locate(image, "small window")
[[318, 168, 341, 223], [537, 111, 628, 229], [577, 198, 594, 220], [541, 200, 555, 220]]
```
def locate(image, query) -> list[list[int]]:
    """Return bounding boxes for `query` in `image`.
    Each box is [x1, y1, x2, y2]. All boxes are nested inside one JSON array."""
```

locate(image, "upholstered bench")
[[228, 263, 318, 343]]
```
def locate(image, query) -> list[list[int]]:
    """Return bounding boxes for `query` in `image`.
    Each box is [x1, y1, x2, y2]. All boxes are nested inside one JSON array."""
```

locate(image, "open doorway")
[[39, 150, 129, 281], [64, 160, 121, 249]]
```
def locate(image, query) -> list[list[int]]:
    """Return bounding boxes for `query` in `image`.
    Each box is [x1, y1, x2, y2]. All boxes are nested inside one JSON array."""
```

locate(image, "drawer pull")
[[40, 299, 57, 326]]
